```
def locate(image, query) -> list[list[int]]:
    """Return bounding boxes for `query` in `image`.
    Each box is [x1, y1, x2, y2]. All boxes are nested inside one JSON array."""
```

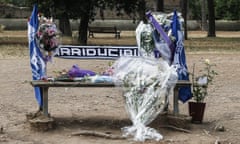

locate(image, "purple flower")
[[68, 65, 96, 77]]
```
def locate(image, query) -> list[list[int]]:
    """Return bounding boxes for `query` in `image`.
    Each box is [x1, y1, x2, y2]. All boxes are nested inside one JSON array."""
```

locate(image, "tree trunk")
[[56, 0, 72, 36], [78, 14, 90, 45], [156, 0, 164, 12], [181, 0, 188, 40], [138, 0, 147, 23], [201, 0, 208, 31], [59, 12, 72, 36], [207, 0, 216, 37]]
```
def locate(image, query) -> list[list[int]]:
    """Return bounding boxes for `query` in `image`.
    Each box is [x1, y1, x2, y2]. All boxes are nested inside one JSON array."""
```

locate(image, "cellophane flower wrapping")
[[112, 56, 178, 141], [136, 21, 155, 57]]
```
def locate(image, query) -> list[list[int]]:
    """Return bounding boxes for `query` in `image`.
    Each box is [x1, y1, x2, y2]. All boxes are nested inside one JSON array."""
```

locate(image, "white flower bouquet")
[[113, 57, 178, 141]]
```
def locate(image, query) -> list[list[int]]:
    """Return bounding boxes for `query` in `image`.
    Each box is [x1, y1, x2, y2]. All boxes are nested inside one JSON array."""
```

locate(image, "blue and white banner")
[[28, 4, 46, 107], [146, 11, 175, 63], [55, 45, 139, 59], [171, 11, 192, 103]]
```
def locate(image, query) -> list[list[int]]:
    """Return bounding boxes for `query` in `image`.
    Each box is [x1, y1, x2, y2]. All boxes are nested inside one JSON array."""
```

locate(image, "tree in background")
[[207, 0, 215, 37], [9, 0, 240, 40], [201, 0, 207, 30], [54, 0, 72, 36], [26, 0, 144, 45], [156, 0, 164, 12], [215, 0, 240, 20], [75, 0, 144, 44], [190, 0, 240, 21], [0, 0, 27, 6], [180, 0, 188, 40], [189, 0, 216, 37], [189, 0, 207, 30], [189, 0, 201, 20], [137, 0, 147, 23], [26, 0, 73, 37]]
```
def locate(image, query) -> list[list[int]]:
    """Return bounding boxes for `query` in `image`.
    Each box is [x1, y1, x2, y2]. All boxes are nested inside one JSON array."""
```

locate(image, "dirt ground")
[[1, 32, 240, 144]]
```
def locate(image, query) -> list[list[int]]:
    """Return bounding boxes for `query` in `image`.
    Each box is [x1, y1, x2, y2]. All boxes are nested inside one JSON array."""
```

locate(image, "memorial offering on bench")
[[112, 56, 178, 141], [109, 10, 190, 141], [136, 22, 154, 57], [28, 5, 191, 142], [35, 15, 60, 62], [52, 64, 114, 83]]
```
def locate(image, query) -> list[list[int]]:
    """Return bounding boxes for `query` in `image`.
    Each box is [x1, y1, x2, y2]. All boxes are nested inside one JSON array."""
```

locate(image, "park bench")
[[29, 45, 191, 117], [88, 26, 121, 39], [30, 45, 191, 116], [30, 80, 191, 117]]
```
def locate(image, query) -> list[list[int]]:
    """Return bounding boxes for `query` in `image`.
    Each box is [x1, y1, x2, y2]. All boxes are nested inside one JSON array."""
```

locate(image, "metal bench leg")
[[42, 87, 49, 117], [173, 86, 179, 115], [88, 32, 94, 38], [115, 32, 120, 39]]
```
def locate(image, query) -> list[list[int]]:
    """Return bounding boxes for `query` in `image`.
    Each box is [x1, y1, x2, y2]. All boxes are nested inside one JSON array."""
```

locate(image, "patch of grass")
[[0, 37, 28, 45], [185, 37, 240, 51]]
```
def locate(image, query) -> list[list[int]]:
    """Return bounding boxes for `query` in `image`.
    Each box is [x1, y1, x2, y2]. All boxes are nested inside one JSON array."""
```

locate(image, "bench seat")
[[30, 80, 191, 117]]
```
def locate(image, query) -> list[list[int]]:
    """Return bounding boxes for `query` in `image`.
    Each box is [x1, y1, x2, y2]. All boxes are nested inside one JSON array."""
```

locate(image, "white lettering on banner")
[[60, 47, 70, 55], [55, 46, 139, 59], [71, 48, 81, 55], [122, 49, 133, 56], [98, 48, 107, 56], [82, 48, 85, 55], [86, 49, 96, 56], [108, 49, 118, 57]]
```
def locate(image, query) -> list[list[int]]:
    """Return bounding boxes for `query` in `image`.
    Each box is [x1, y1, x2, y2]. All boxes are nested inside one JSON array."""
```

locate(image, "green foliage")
[[189, 0, 240, 20], [189, 0, 202, 20], [25, 0, 143, 20], [0, 0, 11, 4], [25, 0, 55, 17], [0, 0, 27, 6], [215, 0, 240, 20], [25, 0, 146, 44]]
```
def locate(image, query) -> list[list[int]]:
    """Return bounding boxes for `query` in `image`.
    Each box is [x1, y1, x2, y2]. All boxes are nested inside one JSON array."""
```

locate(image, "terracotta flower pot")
[[188, 102, 206, 123]]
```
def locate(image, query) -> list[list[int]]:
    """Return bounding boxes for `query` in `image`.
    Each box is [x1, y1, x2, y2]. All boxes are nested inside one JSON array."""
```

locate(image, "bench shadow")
[[53, 116, 132, 130], [52, 114, 181, 131]]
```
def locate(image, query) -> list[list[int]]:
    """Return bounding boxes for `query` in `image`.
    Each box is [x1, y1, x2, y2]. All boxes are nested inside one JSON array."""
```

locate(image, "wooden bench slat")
[[30, 80, 191, 116], [31, 80, 191, 87], [31, 81, 115, 87], [88, 26, 121, 39]]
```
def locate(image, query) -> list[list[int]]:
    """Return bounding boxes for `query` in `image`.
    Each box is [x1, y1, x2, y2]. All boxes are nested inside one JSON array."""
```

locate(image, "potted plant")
[[189, 59, 218, 123]]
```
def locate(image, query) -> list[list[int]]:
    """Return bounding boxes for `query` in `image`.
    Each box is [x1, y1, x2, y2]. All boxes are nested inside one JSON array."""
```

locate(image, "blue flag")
[[28, 4, 46, 107], [171, 11, 192, 102]]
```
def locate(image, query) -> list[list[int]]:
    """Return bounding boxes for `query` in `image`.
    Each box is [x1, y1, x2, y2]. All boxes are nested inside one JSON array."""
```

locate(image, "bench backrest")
[[88, 26, 117, 33], [55, 45, 139, 59]]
